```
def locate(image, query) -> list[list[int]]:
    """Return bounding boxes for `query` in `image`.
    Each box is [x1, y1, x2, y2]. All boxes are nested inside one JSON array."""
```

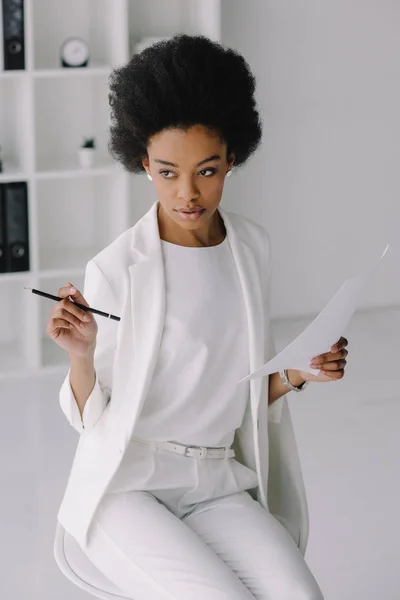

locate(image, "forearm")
[[268, 369, 306, 404], [69, 353, 96, 418]]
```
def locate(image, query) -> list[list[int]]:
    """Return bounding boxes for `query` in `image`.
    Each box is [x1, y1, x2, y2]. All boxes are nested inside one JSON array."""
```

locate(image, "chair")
[[54, 521, 129, 600]]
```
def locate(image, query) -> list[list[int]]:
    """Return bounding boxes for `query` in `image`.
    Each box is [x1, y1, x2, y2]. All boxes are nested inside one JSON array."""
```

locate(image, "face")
[[142, 125, 234, 241]]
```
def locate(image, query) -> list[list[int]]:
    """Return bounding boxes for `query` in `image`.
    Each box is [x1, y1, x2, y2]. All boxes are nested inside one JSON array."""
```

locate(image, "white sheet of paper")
[[239, 243, 389, 382]]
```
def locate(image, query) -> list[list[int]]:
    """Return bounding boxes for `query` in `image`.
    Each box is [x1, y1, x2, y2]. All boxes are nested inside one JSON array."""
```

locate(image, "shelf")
[[34, 158, 119, 180], [32, 0, 127, 70], [36, 174, 123, 272], [0, 67, 114, 80], [0, 0, 220, 380], [0, 162, 27, 182], [33, 65, 113, 79], [0, 71, 27, 80], [0, 77, 31, 173], [0, 271, 36, 284], [34, 75, 110, 172], [36, 177, 129, 276]]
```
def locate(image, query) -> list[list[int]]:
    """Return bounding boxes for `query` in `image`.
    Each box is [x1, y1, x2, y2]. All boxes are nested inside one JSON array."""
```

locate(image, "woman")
[[48, 35, 348, 600]]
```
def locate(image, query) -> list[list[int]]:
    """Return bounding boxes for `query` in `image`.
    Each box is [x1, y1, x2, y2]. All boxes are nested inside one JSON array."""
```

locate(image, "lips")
[[176, 208, 205, 220]]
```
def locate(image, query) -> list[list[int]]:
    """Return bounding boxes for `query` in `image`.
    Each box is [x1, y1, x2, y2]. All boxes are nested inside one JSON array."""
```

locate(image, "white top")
[[131, 235, 250, 447]]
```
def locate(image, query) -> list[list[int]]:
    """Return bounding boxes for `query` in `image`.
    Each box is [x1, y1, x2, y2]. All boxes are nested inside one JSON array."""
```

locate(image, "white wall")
[[221, 0, 400, 320], [221, 3, 400, 599]]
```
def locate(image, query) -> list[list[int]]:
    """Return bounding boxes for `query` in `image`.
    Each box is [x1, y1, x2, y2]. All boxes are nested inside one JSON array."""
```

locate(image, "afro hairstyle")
[[108, 33, 263, 174]]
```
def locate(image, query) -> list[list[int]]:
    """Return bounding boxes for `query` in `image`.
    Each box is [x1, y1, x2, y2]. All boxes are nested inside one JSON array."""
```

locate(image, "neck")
[[157, 202, 226, 247]]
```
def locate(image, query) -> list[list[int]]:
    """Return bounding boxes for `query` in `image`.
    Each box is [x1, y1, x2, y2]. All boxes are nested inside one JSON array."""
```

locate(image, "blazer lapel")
[[119, 201, 265, 439], [125, 203, 167, 430], [218, 206, 265, 423]]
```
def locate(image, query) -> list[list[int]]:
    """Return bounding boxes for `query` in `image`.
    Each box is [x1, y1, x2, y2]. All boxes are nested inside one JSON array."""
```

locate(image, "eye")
[[199, 168, 217, 177], [159, 168, 217, 179]]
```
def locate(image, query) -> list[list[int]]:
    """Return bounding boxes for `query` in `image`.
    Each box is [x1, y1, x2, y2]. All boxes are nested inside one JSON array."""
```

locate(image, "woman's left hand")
[[298, 336, 349, 383]]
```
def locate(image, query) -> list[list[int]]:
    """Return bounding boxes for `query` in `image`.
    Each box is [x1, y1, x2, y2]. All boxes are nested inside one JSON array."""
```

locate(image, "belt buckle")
[[184, 445, 207, 458]]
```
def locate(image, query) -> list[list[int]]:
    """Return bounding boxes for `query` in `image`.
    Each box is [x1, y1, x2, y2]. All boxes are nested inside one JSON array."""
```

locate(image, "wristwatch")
[[279, 369, 309, 392]]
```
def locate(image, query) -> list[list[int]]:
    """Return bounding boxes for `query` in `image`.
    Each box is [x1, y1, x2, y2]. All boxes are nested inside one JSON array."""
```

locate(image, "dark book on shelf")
[[0, 183, 6, 272], [2, 0, 25, 70], [0, 181, 30, 272]]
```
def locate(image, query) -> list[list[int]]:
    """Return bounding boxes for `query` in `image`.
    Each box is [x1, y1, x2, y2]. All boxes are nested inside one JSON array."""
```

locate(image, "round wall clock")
[[60, 37, 89, 68]]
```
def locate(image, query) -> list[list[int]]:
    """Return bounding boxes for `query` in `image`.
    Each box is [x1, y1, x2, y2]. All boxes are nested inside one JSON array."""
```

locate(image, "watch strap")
[[279, 369, 308, 392]]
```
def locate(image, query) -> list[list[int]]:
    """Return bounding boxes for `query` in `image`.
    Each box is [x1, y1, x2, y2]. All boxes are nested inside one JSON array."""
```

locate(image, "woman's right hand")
[[46, 283, 98, 358]]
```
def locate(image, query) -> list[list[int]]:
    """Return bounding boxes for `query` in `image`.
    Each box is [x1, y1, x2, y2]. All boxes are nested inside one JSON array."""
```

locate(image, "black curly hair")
[[107, 34, 263, 174]]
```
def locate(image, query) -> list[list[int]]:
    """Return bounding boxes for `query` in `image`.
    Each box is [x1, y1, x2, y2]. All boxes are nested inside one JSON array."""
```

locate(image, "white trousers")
[[81, 437, 324, 600]]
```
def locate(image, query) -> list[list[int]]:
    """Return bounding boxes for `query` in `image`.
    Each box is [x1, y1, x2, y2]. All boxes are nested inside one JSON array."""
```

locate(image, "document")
[[239, 243, 389, 382]]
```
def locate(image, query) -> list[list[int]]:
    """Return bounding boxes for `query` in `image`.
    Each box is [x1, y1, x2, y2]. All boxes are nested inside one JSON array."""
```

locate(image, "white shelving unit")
[[0, 0, 221, 380]]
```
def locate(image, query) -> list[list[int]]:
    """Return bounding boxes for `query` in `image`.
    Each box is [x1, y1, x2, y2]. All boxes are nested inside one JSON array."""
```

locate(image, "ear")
[[141, 158, 150, 171]]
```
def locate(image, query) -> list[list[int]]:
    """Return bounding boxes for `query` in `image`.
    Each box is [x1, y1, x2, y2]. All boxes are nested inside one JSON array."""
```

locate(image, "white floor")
[[1, 306, 399, 600]]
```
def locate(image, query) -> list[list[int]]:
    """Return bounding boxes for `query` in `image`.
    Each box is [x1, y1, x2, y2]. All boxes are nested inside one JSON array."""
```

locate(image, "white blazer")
[[57, 200, 309, 555]]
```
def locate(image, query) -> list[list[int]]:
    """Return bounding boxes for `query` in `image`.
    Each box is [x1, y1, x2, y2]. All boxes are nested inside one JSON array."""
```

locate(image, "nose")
[[177, 176, 200, 201]]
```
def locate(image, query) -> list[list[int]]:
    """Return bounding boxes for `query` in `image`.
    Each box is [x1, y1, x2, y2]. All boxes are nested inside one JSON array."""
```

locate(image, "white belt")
[[131, 436, 235, 459], [159, 440, 235, 459]]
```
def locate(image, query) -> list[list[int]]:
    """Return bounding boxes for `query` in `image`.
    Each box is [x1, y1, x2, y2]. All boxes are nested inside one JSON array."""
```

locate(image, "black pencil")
[[24, 287, 121, 321]]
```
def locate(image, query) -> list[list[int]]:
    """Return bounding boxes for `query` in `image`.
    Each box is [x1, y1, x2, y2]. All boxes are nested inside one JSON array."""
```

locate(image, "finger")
[[55, 307, 89, 329], [67, 285, 90, 308], [47, 317, 73, 334], [320, 359, 347, 371], [321, 368, 345, 380], [328, 349, 348, 361], [58, 284, 77, 298], [312, 346, 348, 366], [55, 286, 90, 322], [331, 337, 348, 353], [59, 283, 90, 308], [53, 298, 90, 323]]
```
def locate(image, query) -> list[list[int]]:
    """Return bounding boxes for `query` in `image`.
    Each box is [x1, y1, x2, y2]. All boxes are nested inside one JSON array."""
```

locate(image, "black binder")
[[0, 181, 30, 272], [0, 183, 6, 272], [2, 0, 25, 70]]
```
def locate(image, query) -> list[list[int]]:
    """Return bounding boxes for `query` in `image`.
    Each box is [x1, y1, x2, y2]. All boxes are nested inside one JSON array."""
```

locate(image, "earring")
[[147, 173, 153, 181], [226, 170, 232, 178]]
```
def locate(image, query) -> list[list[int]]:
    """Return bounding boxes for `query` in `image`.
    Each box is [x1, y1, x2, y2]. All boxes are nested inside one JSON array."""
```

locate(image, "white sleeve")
[[58, 259, 118, 434], [262, 229, 285, 423]]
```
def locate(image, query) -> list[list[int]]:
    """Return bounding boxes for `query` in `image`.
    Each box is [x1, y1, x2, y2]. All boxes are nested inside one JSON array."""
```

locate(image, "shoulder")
[[224, 208, 271, 255], [87, 227, 133, 288]]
